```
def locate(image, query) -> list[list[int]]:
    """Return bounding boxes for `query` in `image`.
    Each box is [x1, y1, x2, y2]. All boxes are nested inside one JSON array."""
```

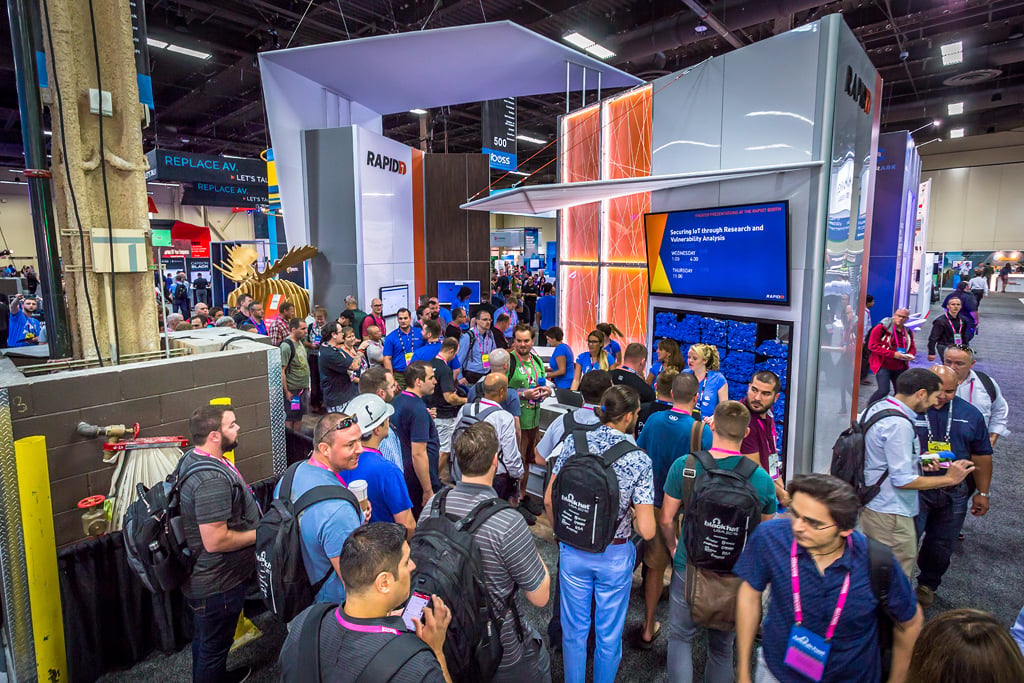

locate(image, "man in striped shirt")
[[419, 421, 551, 681]]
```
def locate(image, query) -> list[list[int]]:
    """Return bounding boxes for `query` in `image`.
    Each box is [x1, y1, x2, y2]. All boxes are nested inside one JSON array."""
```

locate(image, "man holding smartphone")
[[279, 523, 453, 683], [912, 366, 993, 608]]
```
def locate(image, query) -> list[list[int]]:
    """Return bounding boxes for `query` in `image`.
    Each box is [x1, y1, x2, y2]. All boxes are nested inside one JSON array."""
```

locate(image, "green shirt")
[[280, 338, 310, 391], [508, 351, 546, 430], [662, 453, 777, 574]]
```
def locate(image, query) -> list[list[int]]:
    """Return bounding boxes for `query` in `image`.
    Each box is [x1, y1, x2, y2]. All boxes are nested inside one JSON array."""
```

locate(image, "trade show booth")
[[463, 14, 883, 478]]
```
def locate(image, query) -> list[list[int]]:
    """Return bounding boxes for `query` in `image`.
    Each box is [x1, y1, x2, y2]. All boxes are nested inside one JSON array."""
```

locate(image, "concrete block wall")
[[0, 346, 283, 547]]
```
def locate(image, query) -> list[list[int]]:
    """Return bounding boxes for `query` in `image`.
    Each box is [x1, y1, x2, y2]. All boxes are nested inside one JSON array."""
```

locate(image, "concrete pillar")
[[41, 0, 158, 360]]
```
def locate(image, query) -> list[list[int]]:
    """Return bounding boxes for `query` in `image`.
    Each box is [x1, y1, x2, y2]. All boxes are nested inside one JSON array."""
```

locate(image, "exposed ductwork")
[[608, 0, 828, 64], [882, 84, 1024, 125]]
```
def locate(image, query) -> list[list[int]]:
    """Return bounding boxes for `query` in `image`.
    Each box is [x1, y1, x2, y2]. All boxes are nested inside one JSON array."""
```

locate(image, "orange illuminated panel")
[[602, 86, 652, 265], [601, 267, 649, 345], [560, 104, 601, 183], [560, 202, 600, 263], [559, 264, 600, 352]]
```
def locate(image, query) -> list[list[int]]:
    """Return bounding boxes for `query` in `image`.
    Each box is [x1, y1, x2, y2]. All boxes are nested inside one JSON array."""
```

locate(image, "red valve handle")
[[77, 495, 106, 509]]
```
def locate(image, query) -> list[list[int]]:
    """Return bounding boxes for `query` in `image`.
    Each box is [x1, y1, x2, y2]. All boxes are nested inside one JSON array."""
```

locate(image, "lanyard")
[[945, 314, 962, 335], [401, 390, 417, 399], [195, 448, 260, 512], [516, 352, 538, 385], [477, 331, 493, 357], [709, 447, 740, 456], [790, 540, 851, 641], [335, 609, 402, 635], [891, 325, 908, 349], [397, 329, 413, 355], [927, 403, 955, 443]]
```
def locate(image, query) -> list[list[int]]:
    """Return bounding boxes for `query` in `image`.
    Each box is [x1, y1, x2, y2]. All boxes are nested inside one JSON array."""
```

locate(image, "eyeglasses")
[[588, 338, 602, 344], [787, 509, 835, 531], [317, 415, 358, 444]]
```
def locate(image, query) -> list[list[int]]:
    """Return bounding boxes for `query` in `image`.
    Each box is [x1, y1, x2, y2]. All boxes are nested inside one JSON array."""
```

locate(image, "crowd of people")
[[148, 266, 1023, 683]]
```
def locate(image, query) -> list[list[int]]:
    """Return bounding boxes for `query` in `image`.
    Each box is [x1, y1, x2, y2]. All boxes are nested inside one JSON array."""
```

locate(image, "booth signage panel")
[[490, 230, 523, 248], [482, 98, 517, 171], [151, 229, 172, 247], [524, 227, 539, 256], [181, 182, 269, 207], [145, 149, 268, 186]]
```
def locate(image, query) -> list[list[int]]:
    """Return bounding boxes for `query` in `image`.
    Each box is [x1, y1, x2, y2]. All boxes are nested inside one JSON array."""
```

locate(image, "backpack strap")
[[278, 461, 302, 501], [974, 371, 998, 403], [571, 428, 595, 458], [293, 484, 360, 518], [432, 486, 454, 518], [354, 632, 432, 683], [867, 537, 897, 624], [682, 453, 699, 508], [859, 407, 914, 494], [598, 439, 639, 467], [689, 419, 704, 454], [459, 496, 512, 534], [297, 602, 337, 682], [282, 338, 296, 375]]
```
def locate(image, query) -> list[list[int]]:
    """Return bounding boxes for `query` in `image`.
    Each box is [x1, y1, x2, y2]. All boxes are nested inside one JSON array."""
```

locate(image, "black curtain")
[[58, 477, 279, 683]]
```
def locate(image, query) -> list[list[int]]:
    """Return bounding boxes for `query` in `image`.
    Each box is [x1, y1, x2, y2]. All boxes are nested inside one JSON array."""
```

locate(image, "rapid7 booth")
[[465, 14, 882, 481]]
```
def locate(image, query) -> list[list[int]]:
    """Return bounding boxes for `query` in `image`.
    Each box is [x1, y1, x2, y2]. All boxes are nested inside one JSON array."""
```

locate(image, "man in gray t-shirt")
[[420, 421, 551, 681], [178, 405, 260, 683]]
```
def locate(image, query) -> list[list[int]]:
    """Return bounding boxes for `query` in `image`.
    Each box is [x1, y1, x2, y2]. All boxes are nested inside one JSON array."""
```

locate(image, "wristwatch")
[[976, 491, 990, 498]]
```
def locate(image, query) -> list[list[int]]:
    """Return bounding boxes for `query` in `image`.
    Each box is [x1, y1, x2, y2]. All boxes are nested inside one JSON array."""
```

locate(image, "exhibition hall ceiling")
[[0, 0, 1022, 185]]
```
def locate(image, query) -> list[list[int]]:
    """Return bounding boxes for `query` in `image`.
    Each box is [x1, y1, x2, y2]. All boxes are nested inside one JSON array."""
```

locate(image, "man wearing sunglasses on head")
[[274, 413, 371, 607], [734, 474, 923, 683]]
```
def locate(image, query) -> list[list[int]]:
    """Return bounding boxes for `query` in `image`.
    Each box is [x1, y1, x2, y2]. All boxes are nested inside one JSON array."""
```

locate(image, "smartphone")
[[401, 592, 431, 631]]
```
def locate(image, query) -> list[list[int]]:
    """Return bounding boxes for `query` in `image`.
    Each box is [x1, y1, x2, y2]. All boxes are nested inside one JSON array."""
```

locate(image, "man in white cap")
[[340, 394, 416, 538]]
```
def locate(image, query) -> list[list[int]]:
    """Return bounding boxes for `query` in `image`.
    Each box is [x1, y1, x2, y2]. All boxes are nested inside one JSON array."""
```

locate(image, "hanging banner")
[[181, 182, 269, 207], [145, 149, 267, 186], [481, 98, 517, 171]]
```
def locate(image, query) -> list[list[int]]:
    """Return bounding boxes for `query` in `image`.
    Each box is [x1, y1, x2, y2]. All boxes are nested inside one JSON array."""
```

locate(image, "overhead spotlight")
[[166, 44, 212, 60], [950, 128, 964, 138], [562, 31, 616, 59], [409, 108, 428, 115], [947, 102, 964, 115], [695, 23, 708, 34], [516, 134, 546, 144], [147, 37, 169, 49], [940, 40, 963, 66]]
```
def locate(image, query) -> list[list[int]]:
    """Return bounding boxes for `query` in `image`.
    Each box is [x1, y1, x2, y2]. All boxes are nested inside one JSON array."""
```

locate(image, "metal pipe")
[[565, 61, 570, 113], [7, 0, 73, 358], [680, 0, 743, 49]]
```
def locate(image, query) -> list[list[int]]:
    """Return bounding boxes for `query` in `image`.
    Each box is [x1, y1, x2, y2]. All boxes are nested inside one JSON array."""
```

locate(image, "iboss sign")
[[366, 151, 407, 175], [844, 66, 872, 115]]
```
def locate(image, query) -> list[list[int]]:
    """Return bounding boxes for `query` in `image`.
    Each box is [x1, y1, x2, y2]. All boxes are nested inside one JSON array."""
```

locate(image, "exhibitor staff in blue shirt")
[[382, 308, 417, 387], [912, 365, 993, 608], [457, 309, 497, 384], [544, 326, 574, 390], [734, 474, 922, 683]]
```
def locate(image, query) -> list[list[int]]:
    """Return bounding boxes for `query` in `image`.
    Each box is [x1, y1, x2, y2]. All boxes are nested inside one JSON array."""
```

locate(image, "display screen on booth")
[[644, 201, 790, 305], [379, 284, 410, 317], [437, 280, 481, 306]]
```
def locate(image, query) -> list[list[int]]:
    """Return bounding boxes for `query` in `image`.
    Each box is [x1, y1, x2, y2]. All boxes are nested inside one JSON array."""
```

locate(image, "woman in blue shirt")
[[572, 330, 612, 390], [545, 326, 575, 390], [646, 338, 685, 386], [685, 343, 728, 419], [597, 322, 624, 369]]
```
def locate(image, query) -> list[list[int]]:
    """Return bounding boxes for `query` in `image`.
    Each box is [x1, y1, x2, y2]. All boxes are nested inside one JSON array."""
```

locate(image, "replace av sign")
[[146, 149, 267, 186]]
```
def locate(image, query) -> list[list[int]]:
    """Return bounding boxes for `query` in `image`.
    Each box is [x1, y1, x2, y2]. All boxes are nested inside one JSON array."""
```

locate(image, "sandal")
[[637, 622, 662, 650]]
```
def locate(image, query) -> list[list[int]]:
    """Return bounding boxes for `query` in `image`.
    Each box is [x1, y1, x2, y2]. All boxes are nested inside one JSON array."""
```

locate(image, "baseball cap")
[[342, 394, 394, 437]]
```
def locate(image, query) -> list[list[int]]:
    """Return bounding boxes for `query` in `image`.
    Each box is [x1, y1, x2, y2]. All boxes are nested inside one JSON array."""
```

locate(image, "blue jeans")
[[915, 482, 970, 591], [188, 581, 246, 683], [559, 542, 635, 683], [668, 571, 736, 683], [868, 366, 906, 404]]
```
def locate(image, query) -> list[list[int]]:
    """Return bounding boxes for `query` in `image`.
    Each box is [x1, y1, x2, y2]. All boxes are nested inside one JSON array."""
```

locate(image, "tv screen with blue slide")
[[644, 201, 789, 305], [437, 280, 481, 306]]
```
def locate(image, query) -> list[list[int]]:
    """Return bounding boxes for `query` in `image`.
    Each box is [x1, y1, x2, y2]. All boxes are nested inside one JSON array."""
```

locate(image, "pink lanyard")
[[516, 352, 538, 385], [335, 608, 402, 635], [790, 539, 851, 641], [477, 332, 492, 356], [401, 390, 417, 399], [945, 314, 962, 335], [709, 447, 740, 456], [307, 456, 349, 486]]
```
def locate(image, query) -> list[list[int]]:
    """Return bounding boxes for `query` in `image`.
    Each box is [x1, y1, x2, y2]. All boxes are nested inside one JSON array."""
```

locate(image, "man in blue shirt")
[[859, 368, 975, 578], [382, 308, 417, 388], [6, 295, 42, 347], [498, 295, 519, 338], [391, 361, 442, 514], [340, 394, 415, 538], [635, 372, 711, 648], [457, 309, 498, 384], [912, 365, 993, 608], [275, 412, 365, 605], [734, 474, 922, 683], [535, 284, 557, 337]]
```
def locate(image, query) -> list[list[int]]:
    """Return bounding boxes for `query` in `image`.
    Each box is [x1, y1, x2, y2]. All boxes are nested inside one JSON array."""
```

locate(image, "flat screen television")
[[436, 280, 481, 306], [644, 200, 790, 305], [379, 284, 410, 317]]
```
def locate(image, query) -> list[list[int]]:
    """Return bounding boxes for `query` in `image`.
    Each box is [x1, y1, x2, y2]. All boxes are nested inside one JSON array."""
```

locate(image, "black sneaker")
[[225, 666, 252, 683], [522, 495, 545, 516], [518, 506, 537, 525]]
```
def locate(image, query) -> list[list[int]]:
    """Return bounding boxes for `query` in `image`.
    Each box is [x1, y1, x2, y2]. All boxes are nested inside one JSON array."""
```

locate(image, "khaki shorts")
[[436, 417, 456, 453], [859, 507, 917, 579], [643, 510, 679, 571]]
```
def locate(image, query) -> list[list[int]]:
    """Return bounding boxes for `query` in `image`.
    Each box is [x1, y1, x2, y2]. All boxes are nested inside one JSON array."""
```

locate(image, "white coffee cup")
[[348, 479, 370, 515]]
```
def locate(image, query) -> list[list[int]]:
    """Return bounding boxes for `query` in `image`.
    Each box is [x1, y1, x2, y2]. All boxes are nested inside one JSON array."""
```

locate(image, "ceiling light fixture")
[[947, 102, 964, 115], [950, 128, 965, 138], [910, 120, 941, 135], [940, 40, 963, 66], [516, 134, 546, 144], [166, 44, 212, 60], [507, 170, 530, 176], [562, 31, 615, 60], [695, 24, 708, 34], [409, 108, 428, 115], [147, 37, 168, 49]]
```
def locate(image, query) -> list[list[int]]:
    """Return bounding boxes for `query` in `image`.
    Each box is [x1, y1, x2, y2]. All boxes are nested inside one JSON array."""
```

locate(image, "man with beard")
[[178, 405, 261, 683], [7, 294, 43, 347], [383, 308, 417, 389], [740, 370, 788, 507]]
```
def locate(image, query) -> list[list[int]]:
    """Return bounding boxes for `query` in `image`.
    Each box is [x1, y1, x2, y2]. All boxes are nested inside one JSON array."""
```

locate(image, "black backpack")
[[408, 488, 520, 683], [551, 430, 637, 553], [123, 458, 235, 593], [974, 371, 997, 403], [290, 602, 432, 683], [831, 403, 913, 505], [255, 461, 361, 622], [450, 402, 504, 482], [681, 450, 762, 573], [173, 282, 187, 299], [867, 537, 897, 680]]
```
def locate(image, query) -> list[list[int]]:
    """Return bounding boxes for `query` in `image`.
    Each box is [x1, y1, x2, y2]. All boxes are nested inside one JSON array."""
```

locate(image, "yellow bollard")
[[15, 435, 67, 683], [209, 397, 235, 463]]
